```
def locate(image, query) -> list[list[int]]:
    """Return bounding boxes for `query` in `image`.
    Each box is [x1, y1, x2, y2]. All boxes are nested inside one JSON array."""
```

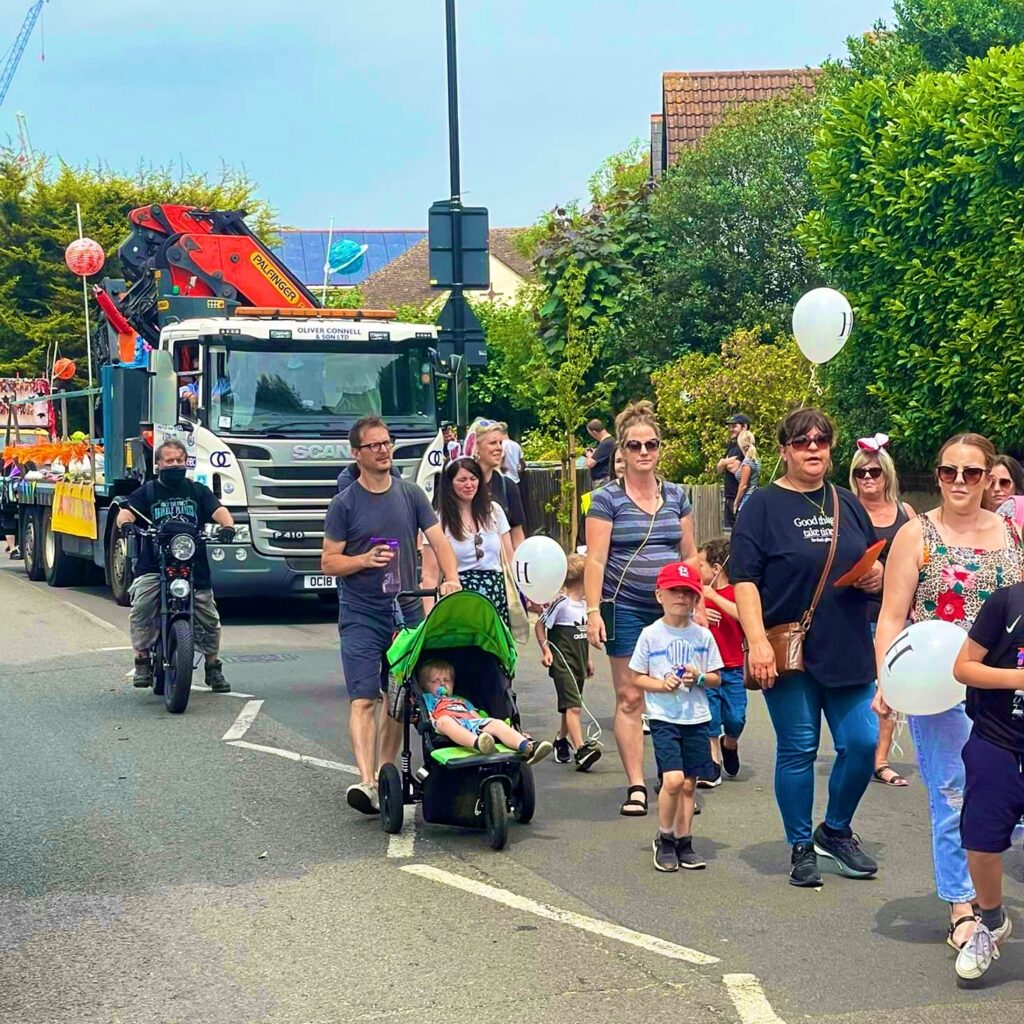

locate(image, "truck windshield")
[[205, 343, 435, 436]]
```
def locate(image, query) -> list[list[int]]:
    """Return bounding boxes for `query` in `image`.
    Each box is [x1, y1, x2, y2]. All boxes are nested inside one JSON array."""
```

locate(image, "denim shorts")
[[604, 604, 660, 659], [649, 718, 714, 777]]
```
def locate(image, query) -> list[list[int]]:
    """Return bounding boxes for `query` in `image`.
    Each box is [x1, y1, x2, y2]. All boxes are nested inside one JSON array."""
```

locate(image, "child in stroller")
[[420, 658, 552, 765]]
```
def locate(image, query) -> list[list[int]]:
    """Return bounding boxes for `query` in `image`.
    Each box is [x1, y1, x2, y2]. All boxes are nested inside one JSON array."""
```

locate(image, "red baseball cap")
[[655, 562, 702, 596]]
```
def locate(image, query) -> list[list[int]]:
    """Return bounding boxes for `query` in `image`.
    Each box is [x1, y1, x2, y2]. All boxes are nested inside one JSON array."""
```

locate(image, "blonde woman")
[[472, 420, 526, 548], [849, 436, 915, 788], [733, 430, 761, 514]]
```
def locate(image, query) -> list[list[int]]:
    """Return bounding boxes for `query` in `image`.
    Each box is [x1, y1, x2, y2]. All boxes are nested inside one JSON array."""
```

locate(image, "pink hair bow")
[[856, 433, 890, 453]]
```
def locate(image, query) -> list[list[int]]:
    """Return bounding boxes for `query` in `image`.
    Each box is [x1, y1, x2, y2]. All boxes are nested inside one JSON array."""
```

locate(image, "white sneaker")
[[955, 915, 1012, 980], [346, 782, 380, 815]]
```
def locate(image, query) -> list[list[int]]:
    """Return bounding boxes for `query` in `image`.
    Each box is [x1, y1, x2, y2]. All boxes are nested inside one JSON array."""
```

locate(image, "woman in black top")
[[850, 439, 915, 787], [731, 409, 883, 888]]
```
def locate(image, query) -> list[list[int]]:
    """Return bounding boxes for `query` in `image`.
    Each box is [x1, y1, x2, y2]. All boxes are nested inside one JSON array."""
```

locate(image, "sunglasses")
[[937, 464, 986, 486], [624, 438, 661, 453], [786, 433, 832, 451], [354, 439, 394, 453], [473, 532, 484, 561], [853, 467, 883, 480], [991, 476, 1014, 489]]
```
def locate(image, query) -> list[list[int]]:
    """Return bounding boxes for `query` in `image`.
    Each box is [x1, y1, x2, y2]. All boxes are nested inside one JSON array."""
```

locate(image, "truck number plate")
[[304, 575, 337, 590]]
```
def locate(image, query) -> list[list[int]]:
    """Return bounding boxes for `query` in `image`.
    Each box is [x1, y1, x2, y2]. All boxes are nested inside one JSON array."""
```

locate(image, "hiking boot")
[[676, 836, 706, 870], [574, 742, 602, 772], [790, 842, 822, 888], [553, 736, 573, 764], [722, 742, 740, 778], [346, 782, 380, 815], [956, 915, 1012, 980], [132, 656, 153, 688], [812, 823, 878, 879], [652, 833, 679, 872], [205, 660, 231, 693]]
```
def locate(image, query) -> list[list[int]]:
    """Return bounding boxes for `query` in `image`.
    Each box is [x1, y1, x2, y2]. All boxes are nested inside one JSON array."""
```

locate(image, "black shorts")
[[649, 719, 714, 778], [961, 731, 1024, 853]]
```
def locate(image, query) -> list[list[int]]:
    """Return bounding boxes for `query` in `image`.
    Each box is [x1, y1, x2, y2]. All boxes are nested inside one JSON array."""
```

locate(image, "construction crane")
[[0, 2, 45, 110]]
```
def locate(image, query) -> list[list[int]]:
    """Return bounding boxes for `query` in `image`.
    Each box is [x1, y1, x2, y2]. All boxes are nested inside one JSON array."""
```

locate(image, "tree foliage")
[[799, 45, 1024, 465]]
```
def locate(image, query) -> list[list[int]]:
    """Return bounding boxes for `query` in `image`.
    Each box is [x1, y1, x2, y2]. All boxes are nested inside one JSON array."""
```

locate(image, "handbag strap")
[[801, 484, 840, 630]]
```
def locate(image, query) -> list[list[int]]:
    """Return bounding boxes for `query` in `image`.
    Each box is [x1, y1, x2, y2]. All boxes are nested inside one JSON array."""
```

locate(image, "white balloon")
[[512, 536, 568, 604], [879, 620, 967, 716], [792, 287, 854, 364]]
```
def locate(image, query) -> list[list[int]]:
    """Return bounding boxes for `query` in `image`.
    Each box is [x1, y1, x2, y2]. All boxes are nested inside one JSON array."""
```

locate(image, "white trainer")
[[955, 915, 1012, 980]]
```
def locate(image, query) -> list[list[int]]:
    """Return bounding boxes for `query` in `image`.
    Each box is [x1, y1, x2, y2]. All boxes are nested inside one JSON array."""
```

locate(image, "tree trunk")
[[565, 430, 577, 552]]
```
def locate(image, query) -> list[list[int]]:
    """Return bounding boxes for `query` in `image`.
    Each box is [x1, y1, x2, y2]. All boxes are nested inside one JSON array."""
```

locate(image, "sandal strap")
[[950, 915, 976, 930], [627, 785, 648, 797]]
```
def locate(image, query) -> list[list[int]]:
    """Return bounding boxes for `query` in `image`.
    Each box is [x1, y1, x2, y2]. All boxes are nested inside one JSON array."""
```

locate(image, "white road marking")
[[723, 974, 786, 1024], [386, 805, 417, 859], [226, 739, 359, 775], [97, 645, 133, 651], [401, 864, 720, 965], [190, 682, 256, 698], [63, 601, 122, 634], [221, 699, 264, 741]]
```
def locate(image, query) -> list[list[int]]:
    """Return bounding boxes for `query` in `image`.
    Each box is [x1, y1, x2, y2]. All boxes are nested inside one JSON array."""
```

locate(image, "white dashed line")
[[400, 864, 720, 965], [97, 646, 133, 651], [226, 739, 359, 775], [386, 805, 417, 859], [221, 699, 264, 741], [723, 974, 786, 1024]]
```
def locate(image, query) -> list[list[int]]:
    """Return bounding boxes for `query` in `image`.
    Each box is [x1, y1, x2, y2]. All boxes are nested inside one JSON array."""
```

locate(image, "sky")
[[5, 0, 894, 230]]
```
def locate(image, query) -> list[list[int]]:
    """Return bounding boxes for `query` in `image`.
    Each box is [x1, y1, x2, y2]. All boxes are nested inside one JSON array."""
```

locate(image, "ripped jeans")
[[908, 705, 975, 904]]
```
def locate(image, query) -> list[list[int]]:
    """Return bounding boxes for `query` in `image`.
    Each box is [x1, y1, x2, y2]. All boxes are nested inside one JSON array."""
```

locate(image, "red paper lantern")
[[53, 358, 77, 380], [64, 237, 105, 277]]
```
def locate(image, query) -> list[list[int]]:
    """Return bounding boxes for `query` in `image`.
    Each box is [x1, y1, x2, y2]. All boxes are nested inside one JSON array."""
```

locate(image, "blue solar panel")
[[270, 230, 426, 288]]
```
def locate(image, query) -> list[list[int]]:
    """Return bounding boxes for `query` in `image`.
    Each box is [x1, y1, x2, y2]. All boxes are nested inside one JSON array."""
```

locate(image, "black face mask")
[[158, 467, 187, 488]]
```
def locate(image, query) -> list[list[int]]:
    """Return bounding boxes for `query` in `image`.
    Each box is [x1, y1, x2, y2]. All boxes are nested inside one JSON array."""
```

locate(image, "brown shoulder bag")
[[743, 484, 840, 691]]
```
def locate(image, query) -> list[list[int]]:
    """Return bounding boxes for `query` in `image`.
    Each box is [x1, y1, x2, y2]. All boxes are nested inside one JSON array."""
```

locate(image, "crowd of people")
[[302, 402, 1024, 984]]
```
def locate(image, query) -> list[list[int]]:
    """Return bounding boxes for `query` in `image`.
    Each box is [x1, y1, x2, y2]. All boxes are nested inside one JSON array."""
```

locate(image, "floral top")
[[914, 514, 1022, 627]]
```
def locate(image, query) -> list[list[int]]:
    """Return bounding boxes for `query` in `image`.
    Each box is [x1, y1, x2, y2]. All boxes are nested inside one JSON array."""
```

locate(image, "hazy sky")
[[6, 0, 894, 229]]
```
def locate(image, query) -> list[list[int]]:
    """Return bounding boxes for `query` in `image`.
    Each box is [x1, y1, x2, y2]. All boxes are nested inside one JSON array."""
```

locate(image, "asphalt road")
[[4, 560, 1024, 1024]]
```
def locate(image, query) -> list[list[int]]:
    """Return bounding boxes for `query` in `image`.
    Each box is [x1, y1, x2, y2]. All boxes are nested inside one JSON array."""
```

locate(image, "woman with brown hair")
[[584, 401, 698, 817], [876, 433, 1022, 952]]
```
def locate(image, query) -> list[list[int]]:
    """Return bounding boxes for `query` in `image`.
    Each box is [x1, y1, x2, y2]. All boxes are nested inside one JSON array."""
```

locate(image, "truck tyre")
[[42, 508, 87, 587], [108, 524, 134, 606], [21, 508, 44, 581]]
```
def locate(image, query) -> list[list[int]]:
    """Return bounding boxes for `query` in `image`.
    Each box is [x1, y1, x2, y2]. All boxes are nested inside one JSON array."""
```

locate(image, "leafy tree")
[[799, 46, 1024, 465], [652, 327, 815, 483]]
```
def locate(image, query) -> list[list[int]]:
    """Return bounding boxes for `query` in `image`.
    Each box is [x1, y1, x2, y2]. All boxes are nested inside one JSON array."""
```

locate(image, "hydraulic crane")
[[0, 2, 45, 110]]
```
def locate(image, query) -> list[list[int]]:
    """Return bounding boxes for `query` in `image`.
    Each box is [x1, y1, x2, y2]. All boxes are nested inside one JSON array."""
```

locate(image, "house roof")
[[270, 228, 427, 287], [360, 228, 534, 309], [662, 68, 820, 165]]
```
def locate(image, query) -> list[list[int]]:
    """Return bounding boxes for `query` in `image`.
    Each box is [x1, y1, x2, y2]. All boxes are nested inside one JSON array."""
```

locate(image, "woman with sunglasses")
[[421, 457, 514, 624], [473, 421, 526, 549], [731, 408, 883, 888], [876, 433, 1022, 953], [849, 439, 916, 788], [585, 401, 698, 817]]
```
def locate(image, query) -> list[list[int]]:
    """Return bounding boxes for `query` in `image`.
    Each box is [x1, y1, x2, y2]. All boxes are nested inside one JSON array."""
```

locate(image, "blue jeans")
[[908, 706, 975, 903], [762, 672, 878, 845], [707, 667, 747, 739]]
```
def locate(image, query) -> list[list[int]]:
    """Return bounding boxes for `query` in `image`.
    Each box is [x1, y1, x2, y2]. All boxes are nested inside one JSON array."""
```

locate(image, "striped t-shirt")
[[588, 481, 692, 613]]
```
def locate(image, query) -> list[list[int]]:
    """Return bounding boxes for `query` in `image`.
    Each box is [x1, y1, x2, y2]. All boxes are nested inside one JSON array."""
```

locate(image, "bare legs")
[[610, 655, 645, 788]]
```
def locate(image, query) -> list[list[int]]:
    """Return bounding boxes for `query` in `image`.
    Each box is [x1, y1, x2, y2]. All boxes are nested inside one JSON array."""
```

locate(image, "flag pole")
[[321, 215, 335, 305], [76, 202, 97, 482]]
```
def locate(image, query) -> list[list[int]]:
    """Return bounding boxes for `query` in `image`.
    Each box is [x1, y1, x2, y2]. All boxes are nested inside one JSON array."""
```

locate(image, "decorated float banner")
[[52, 482, 98, 539], [153, 423, 197, 472]]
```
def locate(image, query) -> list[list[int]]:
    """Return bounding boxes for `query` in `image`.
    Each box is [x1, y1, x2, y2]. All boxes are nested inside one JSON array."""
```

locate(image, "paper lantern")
[[64, 237, 105, 277], [53, 358, 77, 380]]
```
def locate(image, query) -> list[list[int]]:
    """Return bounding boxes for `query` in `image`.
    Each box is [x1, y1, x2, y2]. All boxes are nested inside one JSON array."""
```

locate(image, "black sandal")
[[620, 784, 648, 816], [947, 914, 977, 951]]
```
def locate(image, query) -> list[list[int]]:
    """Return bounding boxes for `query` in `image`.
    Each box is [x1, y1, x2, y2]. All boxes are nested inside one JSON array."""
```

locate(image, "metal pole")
[[76, 202, 97, 484], [445, 0, 461, 202], [321, 215, 334, 306]]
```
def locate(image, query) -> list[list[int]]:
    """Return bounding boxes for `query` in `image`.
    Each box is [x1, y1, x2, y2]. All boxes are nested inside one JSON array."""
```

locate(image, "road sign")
[[428, 200, 489, 289], [437, 293, 487, 365]]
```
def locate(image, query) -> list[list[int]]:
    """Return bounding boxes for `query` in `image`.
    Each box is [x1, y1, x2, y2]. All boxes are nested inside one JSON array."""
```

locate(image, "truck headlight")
[[169, 534, 197, 561], [169, 578, 191, 599]]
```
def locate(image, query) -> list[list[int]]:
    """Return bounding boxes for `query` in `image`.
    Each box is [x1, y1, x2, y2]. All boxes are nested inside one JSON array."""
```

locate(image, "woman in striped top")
[[584, 401, 698, 817]]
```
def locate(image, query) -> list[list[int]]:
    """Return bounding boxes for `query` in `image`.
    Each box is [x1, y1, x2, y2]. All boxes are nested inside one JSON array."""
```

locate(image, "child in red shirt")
[[698, 538, 747, 781]]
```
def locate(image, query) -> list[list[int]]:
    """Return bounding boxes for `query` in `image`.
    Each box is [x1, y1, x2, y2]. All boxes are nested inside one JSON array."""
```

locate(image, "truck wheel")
[[108, 526, 134, 606], [21, 509, 44, 582], [42, 509, 86, 587]]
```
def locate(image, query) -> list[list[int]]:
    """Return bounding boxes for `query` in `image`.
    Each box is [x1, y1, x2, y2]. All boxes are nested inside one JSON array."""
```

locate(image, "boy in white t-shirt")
[[630, 562, 723, 872]]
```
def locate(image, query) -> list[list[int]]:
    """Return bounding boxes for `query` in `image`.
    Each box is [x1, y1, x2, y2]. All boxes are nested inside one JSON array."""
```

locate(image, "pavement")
[[3, 559, 1024, 1023]]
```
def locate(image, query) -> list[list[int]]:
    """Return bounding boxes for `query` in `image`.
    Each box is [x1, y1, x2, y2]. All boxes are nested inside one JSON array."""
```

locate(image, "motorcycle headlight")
[[169, 578, 191, 599], [170, 534, 197, 561]]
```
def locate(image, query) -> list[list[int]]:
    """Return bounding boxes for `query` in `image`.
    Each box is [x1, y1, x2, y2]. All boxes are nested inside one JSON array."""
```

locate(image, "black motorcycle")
[[126, 517, 232, 713]]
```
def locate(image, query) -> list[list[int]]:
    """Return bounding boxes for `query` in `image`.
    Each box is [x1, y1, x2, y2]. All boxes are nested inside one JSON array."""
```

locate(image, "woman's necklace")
[[782, 477, 829, 517]]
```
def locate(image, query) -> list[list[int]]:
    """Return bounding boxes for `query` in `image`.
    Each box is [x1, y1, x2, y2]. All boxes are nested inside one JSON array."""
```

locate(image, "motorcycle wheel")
[[164, 619, 194, 714]]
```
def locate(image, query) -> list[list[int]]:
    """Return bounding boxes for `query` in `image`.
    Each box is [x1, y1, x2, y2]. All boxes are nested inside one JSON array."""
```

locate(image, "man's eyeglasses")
[[852, 466, 883, 480], [937, 464, 986, 486], [786, 433, 832, 452], [624, 438, 661, 453], [354, 439, 394, 454]]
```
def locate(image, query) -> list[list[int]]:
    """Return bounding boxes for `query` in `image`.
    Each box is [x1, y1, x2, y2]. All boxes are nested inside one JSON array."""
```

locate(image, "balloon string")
[[809, 364, 823, 397]]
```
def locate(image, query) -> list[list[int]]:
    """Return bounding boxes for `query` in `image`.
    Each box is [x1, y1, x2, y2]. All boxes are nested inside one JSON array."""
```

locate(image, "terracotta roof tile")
[[662, 68, 820, 165]]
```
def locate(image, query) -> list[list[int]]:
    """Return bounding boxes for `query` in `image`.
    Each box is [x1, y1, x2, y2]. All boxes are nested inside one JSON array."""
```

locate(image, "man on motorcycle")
[[116, 439, 235, 691]]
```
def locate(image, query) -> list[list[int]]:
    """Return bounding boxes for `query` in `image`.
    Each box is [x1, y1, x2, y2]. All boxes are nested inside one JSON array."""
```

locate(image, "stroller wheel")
[[483, 778, 508, 851], [378, 763, 404, 835], [512, 765, 535, 824]]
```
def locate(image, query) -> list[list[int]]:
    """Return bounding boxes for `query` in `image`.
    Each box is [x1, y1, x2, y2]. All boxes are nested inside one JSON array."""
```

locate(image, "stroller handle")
[[397, 588, 440, 599]]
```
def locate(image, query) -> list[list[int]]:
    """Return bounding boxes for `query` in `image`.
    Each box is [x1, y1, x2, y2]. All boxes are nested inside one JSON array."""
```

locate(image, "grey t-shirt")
[[324, 477, 438, 613]]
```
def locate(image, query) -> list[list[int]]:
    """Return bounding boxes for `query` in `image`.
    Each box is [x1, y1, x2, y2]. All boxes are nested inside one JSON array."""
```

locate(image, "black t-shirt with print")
[[729, 482, 877, 687], [966, 583, 1024, 753], [125, 479, 222, 588]]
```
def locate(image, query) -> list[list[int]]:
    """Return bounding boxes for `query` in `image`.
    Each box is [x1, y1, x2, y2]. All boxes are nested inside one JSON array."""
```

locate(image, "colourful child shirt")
[[423, 689, 480, 723]]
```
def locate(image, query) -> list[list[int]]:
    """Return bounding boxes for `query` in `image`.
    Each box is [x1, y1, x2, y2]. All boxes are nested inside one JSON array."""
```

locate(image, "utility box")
[[428, 200, 490, 289]]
